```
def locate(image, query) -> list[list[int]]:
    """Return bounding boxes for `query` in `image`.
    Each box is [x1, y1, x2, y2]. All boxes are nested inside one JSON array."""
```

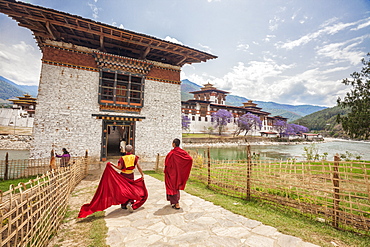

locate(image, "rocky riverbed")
[[0, 135, 32, 150]]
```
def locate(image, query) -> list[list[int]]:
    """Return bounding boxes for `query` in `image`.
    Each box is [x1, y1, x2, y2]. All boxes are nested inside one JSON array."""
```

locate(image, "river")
[[0, 150, 30, 160], [0, 139, 369, 161], [185, 139, 370, 161]]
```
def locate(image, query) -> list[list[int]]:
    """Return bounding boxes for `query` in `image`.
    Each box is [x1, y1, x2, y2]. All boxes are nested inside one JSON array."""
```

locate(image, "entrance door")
[[101, 120, 135, 160]]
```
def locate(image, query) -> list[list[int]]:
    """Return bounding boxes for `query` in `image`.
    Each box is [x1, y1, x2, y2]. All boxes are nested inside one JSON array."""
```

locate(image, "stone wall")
[[30, 41, 182, 161], [135, 79, 181, 161], [30, 63, 102, 158]]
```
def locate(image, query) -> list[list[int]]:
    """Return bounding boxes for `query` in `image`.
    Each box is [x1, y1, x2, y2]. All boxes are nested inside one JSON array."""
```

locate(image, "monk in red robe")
[[164, 138, 193, 210], [78, 145, 147, 218], [110, 145, 144, 211]]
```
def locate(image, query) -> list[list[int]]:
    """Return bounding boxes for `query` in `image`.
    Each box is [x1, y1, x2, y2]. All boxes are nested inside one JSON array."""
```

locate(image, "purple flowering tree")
[[284, 123, 309, 136], [212, 109, 233, 135], [182, 115, 191, 131], [234, 113, 262, 136], [273, 120, 287, 137]]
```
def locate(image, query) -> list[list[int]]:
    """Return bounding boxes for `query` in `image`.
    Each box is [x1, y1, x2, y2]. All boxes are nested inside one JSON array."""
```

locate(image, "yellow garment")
[[121, 154, 135, 174]]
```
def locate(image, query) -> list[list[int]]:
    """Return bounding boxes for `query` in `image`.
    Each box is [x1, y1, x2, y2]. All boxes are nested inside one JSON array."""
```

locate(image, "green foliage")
[[147, 171, 370, 247], [0, 80, 25, 100], [302, 143, 320, 161], [293, 106, 349, 131], [337, 53, 370, 140], [0, 176, 38, 192], [339, 151, 362, 161], [293, 106, 351, 139]]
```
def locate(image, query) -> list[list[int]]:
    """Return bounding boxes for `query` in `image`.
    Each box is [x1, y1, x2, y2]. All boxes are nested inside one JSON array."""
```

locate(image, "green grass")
[[0, 176, 38, 192], [144, 170, 370, 247], [88, 211, 109, 247]]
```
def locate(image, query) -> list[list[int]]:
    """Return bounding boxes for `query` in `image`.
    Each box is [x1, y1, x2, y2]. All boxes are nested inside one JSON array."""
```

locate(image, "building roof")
[[0, 0, 217, 66], [209, 103, 270, 116], [189, 82, 229, 94], [8, 94, 37, 105]]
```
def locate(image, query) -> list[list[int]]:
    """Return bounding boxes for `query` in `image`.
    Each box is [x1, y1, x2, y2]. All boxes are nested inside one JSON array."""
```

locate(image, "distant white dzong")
[[181, 82, 287, 136]]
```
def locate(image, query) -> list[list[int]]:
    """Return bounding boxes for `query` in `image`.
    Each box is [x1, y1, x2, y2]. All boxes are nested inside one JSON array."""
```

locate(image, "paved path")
[[104, 175, 320, 247]]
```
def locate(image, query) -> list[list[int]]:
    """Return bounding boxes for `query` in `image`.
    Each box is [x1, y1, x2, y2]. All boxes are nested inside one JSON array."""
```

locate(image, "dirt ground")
[[47, 166, 104, 247], [0, 126, 32, 135]]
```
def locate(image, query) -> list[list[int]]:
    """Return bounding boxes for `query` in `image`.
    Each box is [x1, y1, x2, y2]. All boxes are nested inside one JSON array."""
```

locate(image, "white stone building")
[[0, 1, 216, 161], [182, 83, 288, 136]]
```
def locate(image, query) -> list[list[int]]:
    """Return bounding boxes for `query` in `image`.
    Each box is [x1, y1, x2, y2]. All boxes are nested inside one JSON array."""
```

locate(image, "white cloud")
[[351, 17, 370, 31], [197, 43, 212, 54], [88, 3, 99, 19], [0, 41, 41, 85], [164, 36, 183, 45], [316, 35, 369, 65], [263, 35, 276, 42], [278, 18, 363, 50], [182, 58, 349, 106], [236, 43, 249, 52], [321, 66, 350, 74]]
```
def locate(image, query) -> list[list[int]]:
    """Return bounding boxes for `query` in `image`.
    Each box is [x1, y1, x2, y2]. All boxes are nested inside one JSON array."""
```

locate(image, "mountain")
[[292, 106, 349, 131], [0, 80, 25, 104], [292, 106, 350, 138], [0, 76, 38, 101], [181, 79, 326, 122]]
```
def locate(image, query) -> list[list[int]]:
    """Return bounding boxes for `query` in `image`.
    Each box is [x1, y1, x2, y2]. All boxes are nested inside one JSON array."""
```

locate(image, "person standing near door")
[[120, 138, 126, 155]]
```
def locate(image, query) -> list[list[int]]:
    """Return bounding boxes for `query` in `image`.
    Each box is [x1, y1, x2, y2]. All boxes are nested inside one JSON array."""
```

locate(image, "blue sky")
[[0, 0, 369, 107]]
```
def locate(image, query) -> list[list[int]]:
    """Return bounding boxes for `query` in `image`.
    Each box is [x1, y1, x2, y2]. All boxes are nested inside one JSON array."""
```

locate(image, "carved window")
[[99, 70, 144, 108]]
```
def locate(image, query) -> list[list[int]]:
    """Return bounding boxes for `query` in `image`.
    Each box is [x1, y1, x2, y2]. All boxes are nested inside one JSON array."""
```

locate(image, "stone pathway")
[[104, 175, 320, 247]]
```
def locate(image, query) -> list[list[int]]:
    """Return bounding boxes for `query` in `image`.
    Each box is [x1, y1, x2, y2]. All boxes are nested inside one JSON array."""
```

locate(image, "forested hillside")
[[0, 76, 38, 101], [293, 106, 351, 138], [0, 80, 25, 103]]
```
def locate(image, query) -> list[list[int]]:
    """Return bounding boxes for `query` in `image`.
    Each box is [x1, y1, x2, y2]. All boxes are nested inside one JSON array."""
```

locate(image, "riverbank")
[[183, 136, 324, 148], [0, 134, 32, 150]]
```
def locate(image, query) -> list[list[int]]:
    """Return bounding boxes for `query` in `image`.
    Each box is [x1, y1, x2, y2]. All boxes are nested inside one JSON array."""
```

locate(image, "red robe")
[[78, 163, 148, 218], [164, 147, 193, 195]]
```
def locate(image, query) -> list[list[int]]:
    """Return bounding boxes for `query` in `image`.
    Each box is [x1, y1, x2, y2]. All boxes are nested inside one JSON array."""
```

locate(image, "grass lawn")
[[145, 170, 370, 247], [0, 176, 38, 192]]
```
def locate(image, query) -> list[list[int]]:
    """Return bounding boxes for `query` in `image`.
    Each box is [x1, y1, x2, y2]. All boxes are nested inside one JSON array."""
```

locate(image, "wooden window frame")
[[99, 69, 145, 109]]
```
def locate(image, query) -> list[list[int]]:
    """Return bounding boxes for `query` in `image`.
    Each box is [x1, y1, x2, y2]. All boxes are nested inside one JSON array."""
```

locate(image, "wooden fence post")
[[4, 152, 9, 180], [155, 153, 160, 172], [246, 145, 252, 200], [50, 149, 56, 170], [207, 147, 211, 186], [84, 150, 89, 175], [333, 154, 341, 228]]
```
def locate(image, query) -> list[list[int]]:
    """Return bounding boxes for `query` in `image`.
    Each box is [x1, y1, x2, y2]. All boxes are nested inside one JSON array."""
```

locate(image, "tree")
[[182, 115, 191, 131], [273, 120, 287, 137], [212, 109, 233, 135], [234, 113, 262, 136], [337, 53, 370, 140], [284, 123, 309, 136]]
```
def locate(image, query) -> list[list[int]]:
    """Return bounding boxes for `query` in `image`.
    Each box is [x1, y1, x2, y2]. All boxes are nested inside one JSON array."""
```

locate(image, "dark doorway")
[[101, 120, 135, 160]]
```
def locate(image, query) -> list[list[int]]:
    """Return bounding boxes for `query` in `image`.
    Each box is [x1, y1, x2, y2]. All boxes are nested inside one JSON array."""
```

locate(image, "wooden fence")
[[154, 147, 370, 233], [0, 155, 91, 247]]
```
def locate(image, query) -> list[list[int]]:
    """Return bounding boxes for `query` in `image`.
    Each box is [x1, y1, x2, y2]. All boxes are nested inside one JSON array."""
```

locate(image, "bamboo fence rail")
[[156, 147, 370, 233], [0, 155, 91, 247]]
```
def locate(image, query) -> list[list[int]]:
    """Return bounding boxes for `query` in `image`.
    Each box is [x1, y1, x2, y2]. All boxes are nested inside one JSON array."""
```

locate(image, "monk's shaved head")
[[173, 138, 180, 147]]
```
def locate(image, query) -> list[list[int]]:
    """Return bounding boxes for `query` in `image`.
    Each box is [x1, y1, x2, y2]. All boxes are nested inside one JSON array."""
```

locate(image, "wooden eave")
[[209, 104, 270, 116], [189, 89, 229, 94], [0, 0, 217, 66], [8, 99, 36, 104]]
